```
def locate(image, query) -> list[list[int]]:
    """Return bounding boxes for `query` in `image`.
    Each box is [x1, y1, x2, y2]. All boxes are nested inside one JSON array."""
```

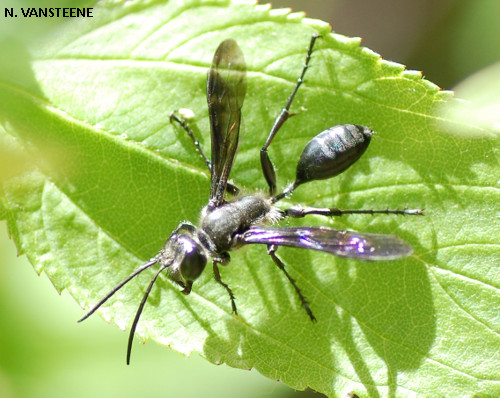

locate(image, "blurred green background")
[[1, 1, 498, 397]]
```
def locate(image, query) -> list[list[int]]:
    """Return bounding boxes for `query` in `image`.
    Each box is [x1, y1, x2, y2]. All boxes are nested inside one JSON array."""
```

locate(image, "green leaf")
[[0, 0, 498, 397]]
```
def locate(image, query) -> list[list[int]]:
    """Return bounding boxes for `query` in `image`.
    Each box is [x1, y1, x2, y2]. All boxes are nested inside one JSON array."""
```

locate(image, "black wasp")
[[79, 34, 422, 363]]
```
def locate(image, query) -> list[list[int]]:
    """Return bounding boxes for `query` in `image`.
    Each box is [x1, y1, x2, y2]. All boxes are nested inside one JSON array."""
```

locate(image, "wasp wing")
[[207, 39, 247, 207], [241, 227, 413, 261]]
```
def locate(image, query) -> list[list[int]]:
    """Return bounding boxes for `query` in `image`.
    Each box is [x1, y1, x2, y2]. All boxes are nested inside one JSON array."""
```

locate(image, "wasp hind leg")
[[284, 206, 424, 218], [260, 33, 321, 196]]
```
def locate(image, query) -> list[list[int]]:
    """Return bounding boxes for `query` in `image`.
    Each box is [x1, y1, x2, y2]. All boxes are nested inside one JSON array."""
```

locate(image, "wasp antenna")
[[78, 258, 160, 323], [126, 263, 169, 365]]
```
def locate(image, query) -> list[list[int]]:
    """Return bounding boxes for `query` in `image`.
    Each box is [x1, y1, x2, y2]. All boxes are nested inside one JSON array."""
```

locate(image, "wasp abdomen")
[[295, 124, 373, 185]]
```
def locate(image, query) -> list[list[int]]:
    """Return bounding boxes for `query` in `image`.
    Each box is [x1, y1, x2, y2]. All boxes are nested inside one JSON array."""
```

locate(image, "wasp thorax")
[[295, 124, 373, 186]]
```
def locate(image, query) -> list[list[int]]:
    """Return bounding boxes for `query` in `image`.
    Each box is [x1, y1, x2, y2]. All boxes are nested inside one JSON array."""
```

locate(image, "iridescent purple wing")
[[207, 39, 246, 207], [241, 227, 413, 261]]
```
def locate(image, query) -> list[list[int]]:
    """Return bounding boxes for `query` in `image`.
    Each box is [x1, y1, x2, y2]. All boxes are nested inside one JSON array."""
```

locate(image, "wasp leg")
[[267, 244, 316, 322], [284, 206, 424, 218], [260, 33, 320, 196], [213, 260, 238, 315], [169, 111, 211, 170], [169, 111, 239, 195]]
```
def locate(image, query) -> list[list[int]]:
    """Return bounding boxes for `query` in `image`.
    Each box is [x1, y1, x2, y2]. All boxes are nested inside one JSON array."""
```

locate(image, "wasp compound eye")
[[177, 235, 207, 282], [166, 234, 207, 288]]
